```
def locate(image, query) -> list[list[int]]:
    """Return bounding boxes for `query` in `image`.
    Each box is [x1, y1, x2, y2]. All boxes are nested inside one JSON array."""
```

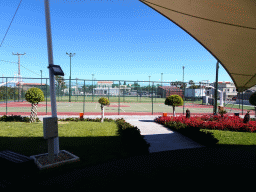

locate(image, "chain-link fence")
[[0, 77, 255, 116]]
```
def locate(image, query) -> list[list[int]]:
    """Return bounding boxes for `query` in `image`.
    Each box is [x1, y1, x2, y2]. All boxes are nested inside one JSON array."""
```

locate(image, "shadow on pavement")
[[1, 145, 255, 190]]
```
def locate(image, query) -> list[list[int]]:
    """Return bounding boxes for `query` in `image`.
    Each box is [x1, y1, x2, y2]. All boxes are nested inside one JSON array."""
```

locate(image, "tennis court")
[[0, 99, 254, 116]]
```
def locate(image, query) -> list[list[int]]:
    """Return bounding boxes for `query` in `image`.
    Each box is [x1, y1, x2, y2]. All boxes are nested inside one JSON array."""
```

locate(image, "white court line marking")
[[95, 103, 97, 109], [115, 103, 125, 112]]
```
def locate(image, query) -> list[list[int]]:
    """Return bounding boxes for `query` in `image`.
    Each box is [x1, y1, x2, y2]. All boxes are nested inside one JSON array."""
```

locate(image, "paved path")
[[124, 118, 206, 153]]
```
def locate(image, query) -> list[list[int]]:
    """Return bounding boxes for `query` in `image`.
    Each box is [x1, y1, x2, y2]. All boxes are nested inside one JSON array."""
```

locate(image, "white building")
[[93, 81, 131, 96], [208, 81, 237, 99]]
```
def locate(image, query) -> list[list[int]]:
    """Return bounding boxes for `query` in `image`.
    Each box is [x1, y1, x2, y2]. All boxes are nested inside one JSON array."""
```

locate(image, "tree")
[[25, 87, 44, 123], [55, 75, 67, 96], [164, 95, 183, 117], [249, 91, 256, 118], [98, 97, 110, 123], [171, 81, 183, 88], [189, 80, 195, 85]]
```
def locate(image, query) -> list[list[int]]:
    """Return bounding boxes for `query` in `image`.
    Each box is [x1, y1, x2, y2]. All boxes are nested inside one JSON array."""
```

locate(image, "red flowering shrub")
[[154, 114, 256, 132]]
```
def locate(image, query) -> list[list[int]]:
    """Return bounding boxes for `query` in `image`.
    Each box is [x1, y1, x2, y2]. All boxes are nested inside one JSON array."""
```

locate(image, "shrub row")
[[0, 115, 40, 122], [115, 118, 150, 156], [154, 116, 219, 146]]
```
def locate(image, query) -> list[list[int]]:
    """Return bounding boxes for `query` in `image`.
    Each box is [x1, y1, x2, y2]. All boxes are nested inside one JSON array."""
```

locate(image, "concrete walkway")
[[124, 118, 206, 153]]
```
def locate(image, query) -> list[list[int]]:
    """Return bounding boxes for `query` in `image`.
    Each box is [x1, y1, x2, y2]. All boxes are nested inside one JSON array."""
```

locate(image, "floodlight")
[[48, 65, 64, 76]]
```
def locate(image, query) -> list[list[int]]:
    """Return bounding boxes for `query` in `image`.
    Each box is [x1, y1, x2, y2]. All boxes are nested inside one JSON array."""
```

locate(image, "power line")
[[0, 60, 47, 78], [0, 0, 23, 47]]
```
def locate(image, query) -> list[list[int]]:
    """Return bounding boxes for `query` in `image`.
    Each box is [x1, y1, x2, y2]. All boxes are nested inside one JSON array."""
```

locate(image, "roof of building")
[[97, 81, 113, 84], [159, 86, 183, 91]]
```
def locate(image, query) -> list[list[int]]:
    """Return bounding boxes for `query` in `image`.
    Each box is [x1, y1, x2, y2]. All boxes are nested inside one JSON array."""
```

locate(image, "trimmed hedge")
[[0, 115, 40, 123], [115, 118, 150, 156]]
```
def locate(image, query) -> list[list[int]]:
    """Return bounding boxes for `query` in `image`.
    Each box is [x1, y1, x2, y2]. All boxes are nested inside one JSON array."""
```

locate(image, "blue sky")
[[0, 0, 233, 86]]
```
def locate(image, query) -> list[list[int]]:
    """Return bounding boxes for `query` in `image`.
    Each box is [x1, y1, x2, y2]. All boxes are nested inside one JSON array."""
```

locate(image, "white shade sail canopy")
[[139, 0, 256, 92]]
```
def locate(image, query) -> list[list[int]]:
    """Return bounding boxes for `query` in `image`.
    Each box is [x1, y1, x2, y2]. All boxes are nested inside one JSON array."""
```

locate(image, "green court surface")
[[1, 95, 255, 114]]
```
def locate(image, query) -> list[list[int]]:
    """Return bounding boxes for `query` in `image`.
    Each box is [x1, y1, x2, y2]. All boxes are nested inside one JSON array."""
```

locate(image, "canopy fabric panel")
[[139, 0, 256, 92]]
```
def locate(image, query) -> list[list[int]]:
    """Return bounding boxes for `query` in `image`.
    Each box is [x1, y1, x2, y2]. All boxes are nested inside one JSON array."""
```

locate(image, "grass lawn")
[[0, 120, 131, 177], [200, 128, 256, 156]]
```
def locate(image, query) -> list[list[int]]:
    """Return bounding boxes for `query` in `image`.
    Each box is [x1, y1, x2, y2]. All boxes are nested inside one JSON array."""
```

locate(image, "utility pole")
[[12, 52, 25, 100], [66, 52, 75, 102]]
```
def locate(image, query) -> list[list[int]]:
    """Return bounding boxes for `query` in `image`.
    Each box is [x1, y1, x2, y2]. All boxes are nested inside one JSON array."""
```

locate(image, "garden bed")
[[154, 114, 256, 132]]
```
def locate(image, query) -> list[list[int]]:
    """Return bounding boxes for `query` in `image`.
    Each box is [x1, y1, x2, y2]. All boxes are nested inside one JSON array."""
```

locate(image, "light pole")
[[66, 52, 75, 102]]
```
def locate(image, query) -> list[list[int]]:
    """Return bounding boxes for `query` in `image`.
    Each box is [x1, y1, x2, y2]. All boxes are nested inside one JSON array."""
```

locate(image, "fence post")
[[6, 78, 7, 115], [118, 81, 120, 115], [83, 80, 85, 114], [242, 91, 243, 115], [123, 82, 125, 102], [152, 82, 154, 115], [46, 78, 48, 114], [108, 85, 109, 101], [137, 81, 138, 102], [92, 80, 94, 102], [14, 86, 15, 103], [183, 82, 185, 115], [22, 85, 23, 102]]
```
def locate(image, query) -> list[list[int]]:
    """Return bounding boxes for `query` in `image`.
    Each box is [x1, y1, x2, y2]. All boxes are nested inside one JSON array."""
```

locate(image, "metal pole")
[[214, 61, 219, 115], [6, 78, 7, 115], [118, 81, 120, 115], [161, 73, 163, 98], [242, 91, 244, 115], [149, 76, 151, 97], [44, 0, 59, 158], [183, 66, 185, 115], [46, 78, 47, 114], [83, 80, 85, 114], [239, 92, 240, 109], [92, 74, 94, 102], [152, 82, 154, 115], [108, 85, 109, 101], [137, 80, 138, 102], [66, 53, 75, 102], [40, 70, 42, 90]]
